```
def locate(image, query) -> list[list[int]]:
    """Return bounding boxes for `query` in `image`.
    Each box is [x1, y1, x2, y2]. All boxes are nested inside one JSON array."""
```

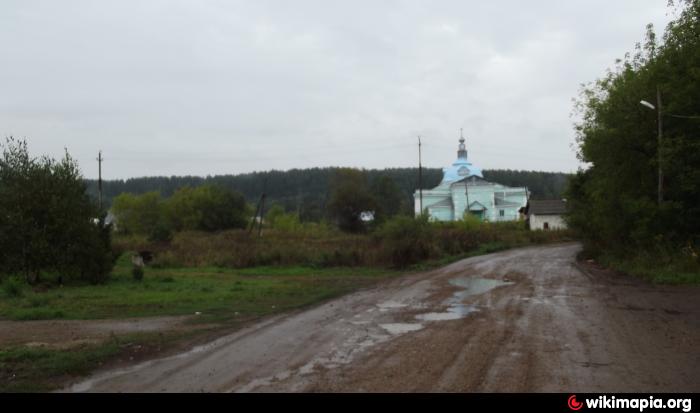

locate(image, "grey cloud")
[[0, 0, 675, 178]]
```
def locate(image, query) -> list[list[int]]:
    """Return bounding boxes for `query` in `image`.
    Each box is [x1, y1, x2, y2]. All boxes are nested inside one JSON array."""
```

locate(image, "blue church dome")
[[440, 133, 483, 184]]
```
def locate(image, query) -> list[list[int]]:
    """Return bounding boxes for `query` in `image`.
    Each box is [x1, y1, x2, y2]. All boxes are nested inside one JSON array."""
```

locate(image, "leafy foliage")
[[112, 184, 249, 236], [327, 169, 377, 232], [0, 138, 114, 284], [567, 1, 700, 270], [370, 175, 407, 223], [377, 215, 436, 268]]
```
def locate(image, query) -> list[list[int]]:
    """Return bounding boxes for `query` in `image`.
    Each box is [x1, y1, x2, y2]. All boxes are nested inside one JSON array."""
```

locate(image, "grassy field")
[[1, 340, 122, 392], [0, 254, 401, 322], [0, 254, 404, 392]]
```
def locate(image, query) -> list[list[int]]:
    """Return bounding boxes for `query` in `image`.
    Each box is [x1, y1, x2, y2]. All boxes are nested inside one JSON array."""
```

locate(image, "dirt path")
[[65, 243, 700, 392], [0, 316, 194, 349]]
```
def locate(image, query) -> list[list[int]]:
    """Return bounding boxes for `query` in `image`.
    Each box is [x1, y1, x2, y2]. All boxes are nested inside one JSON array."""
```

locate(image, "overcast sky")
[[0, 1, 676, 179]]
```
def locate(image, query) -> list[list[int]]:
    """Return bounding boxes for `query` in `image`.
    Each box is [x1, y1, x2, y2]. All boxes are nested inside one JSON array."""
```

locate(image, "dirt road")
[[66, 243, 700, 392]]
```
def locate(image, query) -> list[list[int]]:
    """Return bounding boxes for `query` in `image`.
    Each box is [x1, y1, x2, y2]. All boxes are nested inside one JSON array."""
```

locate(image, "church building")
[[414, 133, 528, 222]]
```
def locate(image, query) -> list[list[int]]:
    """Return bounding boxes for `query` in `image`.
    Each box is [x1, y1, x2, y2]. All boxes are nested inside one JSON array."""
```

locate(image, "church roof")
[[440, 132, 483, 184], [426, 198, 453, 209], [468, 201, 488, 211]]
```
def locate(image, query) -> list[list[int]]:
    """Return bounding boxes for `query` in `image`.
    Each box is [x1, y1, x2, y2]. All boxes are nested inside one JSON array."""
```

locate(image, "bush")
[[0, 138, 115, 285], [378, 215, 436, 268], [2, 277, 24, 298], [132, 266, 144, 281], [148, 221, 173, 243]]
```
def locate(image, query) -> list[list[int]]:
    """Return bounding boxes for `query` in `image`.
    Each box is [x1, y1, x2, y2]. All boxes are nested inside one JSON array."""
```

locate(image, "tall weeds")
[[114, 218, 573, 269]]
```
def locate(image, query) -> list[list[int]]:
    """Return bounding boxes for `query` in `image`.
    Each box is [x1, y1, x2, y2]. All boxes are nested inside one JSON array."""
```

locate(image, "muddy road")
[[66, 243, 700, 392]]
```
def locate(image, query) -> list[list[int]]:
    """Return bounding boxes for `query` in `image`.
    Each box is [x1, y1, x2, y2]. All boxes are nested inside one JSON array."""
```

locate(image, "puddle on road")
[[377, 301, 409, 312], [415, 277, 514, 322], [379, 323, 424, 335], [416, 304, 477, 321], [449, 277, 514, 296]]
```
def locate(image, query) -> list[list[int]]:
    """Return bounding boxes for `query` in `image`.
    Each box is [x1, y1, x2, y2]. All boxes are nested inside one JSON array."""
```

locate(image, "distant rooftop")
[[527, 200, 567, 215]]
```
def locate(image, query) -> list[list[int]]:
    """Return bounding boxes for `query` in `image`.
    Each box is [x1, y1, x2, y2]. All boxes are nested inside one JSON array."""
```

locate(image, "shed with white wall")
[[526, 200, 568, 230]]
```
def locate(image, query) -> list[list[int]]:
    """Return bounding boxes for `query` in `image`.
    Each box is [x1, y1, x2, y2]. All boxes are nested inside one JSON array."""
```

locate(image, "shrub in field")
[[148, 221, 173, 243], [0, 138, 115, 285], [378, 215, 436, 268], [2, 277, 24, 298], [460, 213, 483, 231], [113, 218, 573, 271]]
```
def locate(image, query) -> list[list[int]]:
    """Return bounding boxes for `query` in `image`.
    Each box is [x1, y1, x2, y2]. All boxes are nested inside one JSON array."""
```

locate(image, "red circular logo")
[[568, 395, 583, 411]]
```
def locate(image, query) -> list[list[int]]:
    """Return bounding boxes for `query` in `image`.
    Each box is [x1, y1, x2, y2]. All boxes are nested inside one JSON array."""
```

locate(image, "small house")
[[526, 199, 568, 230]]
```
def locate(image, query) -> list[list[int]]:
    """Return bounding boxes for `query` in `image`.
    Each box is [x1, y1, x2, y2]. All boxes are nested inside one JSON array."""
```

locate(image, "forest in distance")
[[85, 167, 570, 217]]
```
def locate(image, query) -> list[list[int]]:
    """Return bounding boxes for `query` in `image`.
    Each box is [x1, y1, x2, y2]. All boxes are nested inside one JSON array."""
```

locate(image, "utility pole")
[[656, 86, 663, 205], [418, 136, 423, 216], [97, 150, 103, 211], [248, 177, 268, 237], [258, 178, 267, 237], [248, 198, 262, 235]]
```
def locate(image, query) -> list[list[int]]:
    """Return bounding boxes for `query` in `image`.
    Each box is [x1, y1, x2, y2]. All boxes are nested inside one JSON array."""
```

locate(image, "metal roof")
[[528, 200, 567, 215]]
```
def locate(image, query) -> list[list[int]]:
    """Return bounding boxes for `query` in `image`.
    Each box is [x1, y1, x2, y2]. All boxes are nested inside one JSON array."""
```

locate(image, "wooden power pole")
[[248, 177, 268, 237], [656, 86, 663, 205], [258, 179, 267, 237], [418, 136, 423, 216], [97, 150, 103, 211]]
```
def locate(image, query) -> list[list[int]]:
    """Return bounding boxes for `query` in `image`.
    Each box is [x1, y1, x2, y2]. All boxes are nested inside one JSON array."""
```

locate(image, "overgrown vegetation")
[[114, 216, 572, 271], [0, 254, 400, 322], [0, 138, 115, 285], [111, 184, 249, 239], [568, 0, 700, 283], [0, 339, 122, 392]]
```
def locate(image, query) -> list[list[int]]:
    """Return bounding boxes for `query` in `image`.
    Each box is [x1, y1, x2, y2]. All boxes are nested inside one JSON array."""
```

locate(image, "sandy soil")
[[63, 243, 700, 392], [0, 316, 193, 349]]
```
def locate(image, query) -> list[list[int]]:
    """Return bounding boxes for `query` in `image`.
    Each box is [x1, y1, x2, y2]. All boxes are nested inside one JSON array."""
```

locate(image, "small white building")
[[526, 200, 568, 230]]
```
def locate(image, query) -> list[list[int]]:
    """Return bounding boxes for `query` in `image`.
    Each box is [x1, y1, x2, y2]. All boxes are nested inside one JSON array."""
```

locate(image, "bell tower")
[[457, 128, 468, 160]]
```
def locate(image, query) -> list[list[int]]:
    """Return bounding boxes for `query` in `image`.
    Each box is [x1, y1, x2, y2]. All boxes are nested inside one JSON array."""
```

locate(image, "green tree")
[[370, 175, 405, 222], [327, 169, 377, 232], [111, 191, 165, 236], [265, 203, 303, 232], [192, 185, 248, 231], [165, 186, 202, 232], [165, 184, 249, 232], [568, 0, 700, 256], [0, 138, 114, 284]]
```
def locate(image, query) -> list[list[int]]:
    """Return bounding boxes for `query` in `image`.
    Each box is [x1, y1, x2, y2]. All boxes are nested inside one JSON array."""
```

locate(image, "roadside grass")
[[0, 329, 200, 392], [0, 254, 401, 321], [0, 256, 403, 392], [0, 340, 121, 392], [599, 254, 700, 285]]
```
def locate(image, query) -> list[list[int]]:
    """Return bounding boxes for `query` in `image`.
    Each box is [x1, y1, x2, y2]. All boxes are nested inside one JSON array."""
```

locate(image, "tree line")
[[86, 167, 571, 221], [567, 0, 699, 270]]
